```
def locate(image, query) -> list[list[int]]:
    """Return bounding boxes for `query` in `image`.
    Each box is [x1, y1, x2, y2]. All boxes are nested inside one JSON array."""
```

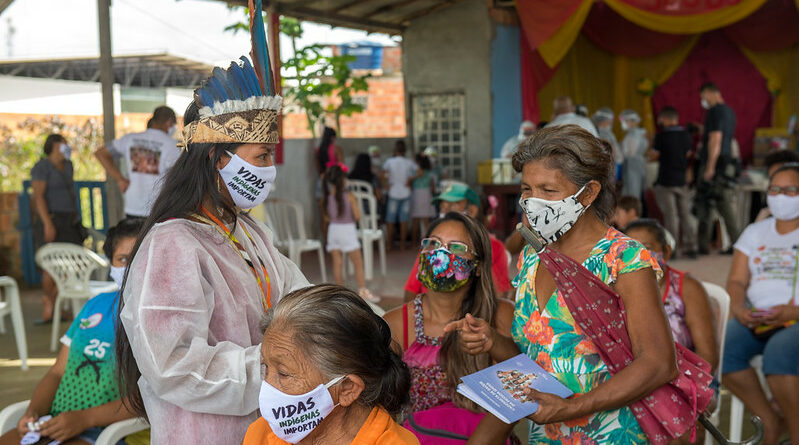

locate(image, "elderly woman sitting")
[[243, 284, 419, 445]]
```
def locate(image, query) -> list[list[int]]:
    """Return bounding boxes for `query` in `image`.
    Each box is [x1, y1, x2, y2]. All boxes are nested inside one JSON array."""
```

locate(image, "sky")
[[0, 0, 399, 66]]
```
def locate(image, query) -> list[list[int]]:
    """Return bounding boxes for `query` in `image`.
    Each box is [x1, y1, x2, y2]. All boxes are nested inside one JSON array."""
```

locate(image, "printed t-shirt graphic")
[[108, 128, 180, 216], [51, 291, 120, 415]]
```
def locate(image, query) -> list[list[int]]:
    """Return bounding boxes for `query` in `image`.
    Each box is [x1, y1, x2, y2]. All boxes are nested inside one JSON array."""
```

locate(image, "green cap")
[[433, 183, 480, 206]]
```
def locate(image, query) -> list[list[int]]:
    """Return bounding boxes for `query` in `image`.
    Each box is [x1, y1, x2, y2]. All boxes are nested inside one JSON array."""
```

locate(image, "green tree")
[[226, 14, 370, 137]]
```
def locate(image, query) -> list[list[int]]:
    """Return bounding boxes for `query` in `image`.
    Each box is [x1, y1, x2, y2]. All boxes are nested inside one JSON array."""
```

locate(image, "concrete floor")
[[0, 248, 758, 440]]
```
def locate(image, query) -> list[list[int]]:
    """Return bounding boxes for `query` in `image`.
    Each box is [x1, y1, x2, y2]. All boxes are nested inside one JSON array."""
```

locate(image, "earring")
[[217, 175, 221, 193]]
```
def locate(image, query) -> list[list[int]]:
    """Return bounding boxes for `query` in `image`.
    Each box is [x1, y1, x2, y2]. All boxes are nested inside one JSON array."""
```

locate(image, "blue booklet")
[[456, 353, 573, 424]]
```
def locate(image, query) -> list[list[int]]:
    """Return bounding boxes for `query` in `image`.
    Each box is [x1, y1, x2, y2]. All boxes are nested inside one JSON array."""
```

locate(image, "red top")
[[404, 235, 512, 295]]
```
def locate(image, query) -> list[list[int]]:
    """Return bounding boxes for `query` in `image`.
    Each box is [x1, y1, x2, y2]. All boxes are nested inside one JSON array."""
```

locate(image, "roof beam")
[[364, 0, 425, 18], [400, 0, 461, 23], [328, 0, 373, 12], [279, 5, 404, 33]]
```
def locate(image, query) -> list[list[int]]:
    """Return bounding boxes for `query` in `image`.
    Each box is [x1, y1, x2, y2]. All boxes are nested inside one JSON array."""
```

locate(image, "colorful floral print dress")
[[511, 227, 659, 444]]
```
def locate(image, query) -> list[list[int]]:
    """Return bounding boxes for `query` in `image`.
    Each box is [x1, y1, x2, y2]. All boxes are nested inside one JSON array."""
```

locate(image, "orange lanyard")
[[199, 207, 271, 309]]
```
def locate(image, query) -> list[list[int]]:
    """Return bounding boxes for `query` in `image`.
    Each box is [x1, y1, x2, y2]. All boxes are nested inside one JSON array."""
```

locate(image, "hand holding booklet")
[[456, 353, 573, 424]]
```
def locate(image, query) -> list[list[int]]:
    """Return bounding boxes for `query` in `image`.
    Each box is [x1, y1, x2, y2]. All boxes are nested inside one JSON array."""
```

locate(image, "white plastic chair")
[[346, 179, 375, 197], [0, 277, 28, 371], [0, 400, 149, 445], [701, 282, 730, 445], [263, 198, 327, 282], [351, 190, 387, 281], [728, 355, 766, 442], [35, 243, 118, 351]]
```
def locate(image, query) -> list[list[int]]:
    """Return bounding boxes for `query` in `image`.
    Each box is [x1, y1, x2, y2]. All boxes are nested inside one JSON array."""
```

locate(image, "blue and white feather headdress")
[[182, 0, 281, 147]]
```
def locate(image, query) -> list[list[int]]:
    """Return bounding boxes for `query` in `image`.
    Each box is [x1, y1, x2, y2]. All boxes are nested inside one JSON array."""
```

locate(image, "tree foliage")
[[226, 13, 370, 137]]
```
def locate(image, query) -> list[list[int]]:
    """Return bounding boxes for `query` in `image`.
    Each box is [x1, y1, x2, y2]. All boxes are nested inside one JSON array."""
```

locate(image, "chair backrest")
[[35, 243, 108, 298], [351, 190, 379, 232], [263, 198, 309, 244], [701, 281, 730, 412], [346, 179, 374, 197]]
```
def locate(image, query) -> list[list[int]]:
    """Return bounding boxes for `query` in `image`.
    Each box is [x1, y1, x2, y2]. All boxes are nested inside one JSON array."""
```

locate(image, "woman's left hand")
[[38, 410, 89, 442], [523, 388, 577, 424], [761, 305, 799, 326]]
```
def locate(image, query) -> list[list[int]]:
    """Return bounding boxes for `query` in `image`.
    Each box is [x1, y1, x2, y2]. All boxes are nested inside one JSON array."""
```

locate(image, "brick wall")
[[282, 76, 406, 139], [0, 192, 21, 279]]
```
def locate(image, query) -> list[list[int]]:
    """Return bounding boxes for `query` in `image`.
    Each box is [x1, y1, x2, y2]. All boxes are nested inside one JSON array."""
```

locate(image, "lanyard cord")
[[198, 207, 271, 309]]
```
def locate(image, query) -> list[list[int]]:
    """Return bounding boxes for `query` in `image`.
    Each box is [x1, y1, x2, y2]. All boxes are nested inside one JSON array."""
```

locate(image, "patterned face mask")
[[519, 185, 589, 245], [417, 248, 476, 292]]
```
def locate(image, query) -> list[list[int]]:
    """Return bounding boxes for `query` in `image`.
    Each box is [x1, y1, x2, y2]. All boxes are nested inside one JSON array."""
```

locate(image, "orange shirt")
[[242, 406, 419, 445]]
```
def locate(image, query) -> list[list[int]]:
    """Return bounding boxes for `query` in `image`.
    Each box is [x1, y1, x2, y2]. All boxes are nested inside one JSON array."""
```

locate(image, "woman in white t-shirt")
[[724, 163, 799, 445]]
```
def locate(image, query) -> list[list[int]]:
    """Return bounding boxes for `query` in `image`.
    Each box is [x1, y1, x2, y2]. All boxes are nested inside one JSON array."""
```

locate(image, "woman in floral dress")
[[451, 125, 677, 445]]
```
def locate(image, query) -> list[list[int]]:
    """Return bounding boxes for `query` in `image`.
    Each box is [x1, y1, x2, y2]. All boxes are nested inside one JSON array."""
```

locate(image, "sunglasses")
[[421, 238, 471, 256]]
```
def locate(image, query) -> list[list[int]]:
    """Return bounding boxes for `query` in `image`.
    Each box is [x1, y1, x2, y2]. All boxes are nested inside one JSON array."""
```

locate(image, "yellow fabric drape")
[[603, 0, 768, 35], [740, 45, 799, 127], [537, 0, 593, 68], [537, 35, 699, 134]]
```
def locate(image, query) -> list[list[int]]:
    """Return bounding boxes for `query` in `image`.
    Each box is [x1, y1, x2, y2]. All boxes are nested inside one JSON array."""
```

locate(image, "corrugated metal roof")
[[0, 53, 214, 88], [225, 0, 464, 34]]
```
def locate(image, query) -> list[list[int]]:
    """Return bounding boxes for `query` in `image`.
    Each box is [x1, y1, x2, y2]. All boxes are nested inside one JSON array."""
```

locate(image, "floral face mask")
[[417, 247, 476, 292]]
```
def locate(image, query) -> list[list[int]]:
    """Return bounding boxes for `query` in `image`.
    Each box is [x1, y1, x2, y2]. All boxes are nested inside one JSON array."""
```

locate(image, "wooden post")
[[268, 6, 285, 165], [97, 0, 123, 225]]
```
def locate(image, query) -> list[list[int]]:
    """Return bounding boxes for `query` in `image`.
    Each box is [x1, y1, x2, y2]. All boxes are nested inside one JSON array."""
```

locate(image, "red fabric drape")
[[651, 31, 772, 163], [520, 31, 558, 124], [724, 0, 799, 50], [615, 0, 745, 15], [516, 0, 584, 51], [582, 3, 689, 57]]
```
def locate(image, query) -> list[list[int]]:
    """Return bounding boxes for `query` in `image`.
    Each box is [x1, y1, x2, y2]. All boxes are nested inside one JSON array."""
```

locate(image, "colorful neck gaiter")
[[417, 248, 476, 292]]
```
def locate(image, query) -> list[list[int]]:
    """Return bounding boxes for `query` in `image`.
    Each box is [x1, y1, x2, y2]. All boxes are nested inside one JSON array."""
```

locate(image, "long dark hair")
[[316, 126, 336, 173], [114, 102, 243, 416], [349, 153, 374, 183], [323, 165, 346, 217], [425, 212, 497, 411]]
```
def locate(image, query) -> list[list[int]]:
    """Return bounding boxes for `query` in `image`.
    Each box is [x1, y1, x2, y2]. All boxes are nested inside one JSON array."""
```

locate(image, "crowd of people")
[[9, 50, 799, 445]]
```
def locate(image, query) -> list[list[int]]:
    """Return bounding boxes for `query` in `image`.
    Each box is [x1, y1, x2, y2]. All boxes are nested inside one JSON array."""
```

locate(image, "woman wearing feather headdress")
[[115, 3, 310, 443]]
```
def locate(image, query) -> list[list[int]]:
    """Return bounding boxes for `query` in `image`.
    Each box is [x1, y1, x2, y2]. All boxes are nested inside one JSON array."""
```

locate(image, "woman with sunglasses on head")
[[383, 212, 516, 444], [723, 163, 799, 445]]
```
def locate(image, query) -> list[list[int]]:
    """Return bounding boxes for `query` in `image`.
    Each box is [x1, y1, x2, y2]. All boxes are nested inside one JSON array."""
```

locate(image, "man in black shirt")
[[695, 82, 739, 254], [651, 106, 697, 257]]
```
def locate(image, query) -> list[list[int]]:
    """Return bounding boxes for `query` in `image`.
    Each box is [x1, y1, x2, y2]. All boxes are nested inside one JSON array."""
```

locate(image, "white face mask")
[[767, 194, 799, 221], [218, 151, 276, 209], [701, 99, 710, 110], [258, 375, 344, 444], [519, 185, 589, 245], [59, 144, 73, 159], [109, 266, 126, 288], [620, 120, 629, 132], [167, 125, 177, 137]]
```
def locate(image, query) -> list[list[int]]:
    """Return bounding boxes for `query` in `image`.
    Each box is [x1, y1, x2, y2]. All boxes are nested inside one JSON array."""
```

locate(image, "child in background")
[[323, 165, 380, 303], [409, 153, 436, 242], [625, 218, 718, 444], [612, 195, 642, 230], [0, 219, 144, 445]]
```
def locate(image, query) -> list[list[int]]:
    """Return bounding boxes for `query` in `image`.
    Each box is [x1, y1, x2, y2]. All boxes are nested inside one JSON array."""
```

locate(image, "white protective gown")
[[120, 215, 309, 445], [621, 127, 649, 198]]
